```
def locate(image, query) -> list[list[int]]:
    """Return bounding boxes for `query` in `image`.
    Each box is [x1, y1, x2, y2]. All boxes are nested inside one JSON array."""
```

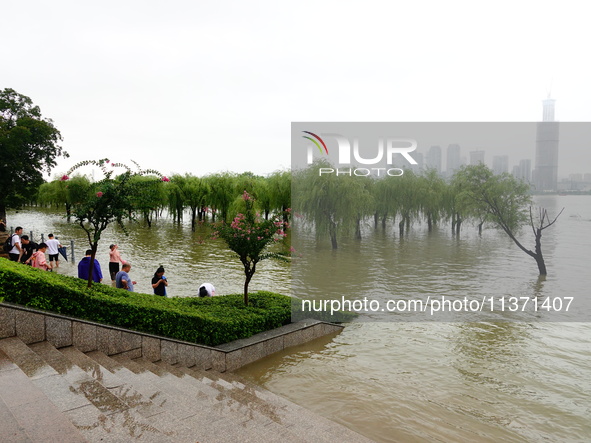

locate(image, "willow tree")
[[253, 177, 273, 220], [417, 169, 447, 232], [456, 164, 561, 275], [166, 175, 186, 223], [171, 174, 209, 230], [128, 174, 168, 227], [391, 170, 421, 237], [205, 172, 236, 222], [373, 175, 398, 229], [38, 176, 91, 218], [267, 170, 291, 222], [293, 160, 372, 249]]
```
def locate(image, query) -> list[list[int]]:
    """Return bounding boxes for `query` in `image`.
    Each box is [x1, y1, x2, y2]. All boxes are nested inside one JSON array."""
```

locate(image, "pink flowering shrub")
[[213, 191, 290, 305]]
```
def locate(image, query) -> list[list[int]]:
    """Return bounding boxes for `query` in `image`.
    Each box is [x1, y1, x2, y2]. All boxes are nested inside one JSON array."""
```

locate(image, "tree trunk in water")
[[399, 219, 405, 237], [455, 217, 462, 235], [191, 208, 197, 231], [330, 232, 338, 249], [534, 228, 547, 275], [427, 213, 433, 232], [355, 218, 362, 240], [329, 220, 338, 249], [478, 222, 483, 236]]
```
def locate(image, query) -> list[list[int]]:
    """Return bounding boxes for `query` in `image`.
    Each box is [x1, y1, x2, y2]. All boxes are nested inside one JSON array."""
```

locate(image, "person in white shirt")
[[45, 233, 62, 269], [8, 226, 23, 262], [198, 282, 216, 297]]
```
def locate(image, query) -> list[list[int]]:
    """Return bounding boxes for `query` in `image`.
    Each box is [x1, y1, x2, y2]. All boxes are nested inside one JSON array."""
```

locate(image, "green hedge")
[[0, 257, 291, 346]]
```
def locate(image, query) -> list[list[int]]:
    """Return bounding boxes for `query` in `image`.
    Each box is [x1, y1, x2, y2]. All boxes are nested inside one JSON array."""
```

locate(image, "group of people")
[[7, 227, 63, 271], [79, 244, 216, 297], [8, 228, 216, 298]]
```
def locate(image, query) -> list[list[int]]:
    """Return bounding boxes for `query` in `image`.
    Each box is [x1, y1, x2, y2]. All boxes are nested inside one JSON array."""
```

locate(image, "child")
[[27, 242, 50, 271]]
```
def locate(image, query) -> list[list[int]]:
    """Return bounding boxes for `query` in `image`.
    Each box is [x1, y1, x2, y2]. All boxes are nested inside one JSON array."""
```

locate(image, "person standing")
[[115, 263, 136, 292], [20, 235, 39, 264], [109, 244, 126, 283], [27, 242, 50, 271], [45, 233, 62, 269], [78, 249, 103, 283], [151, 266, 168, 296], [198, 282, 216, 297], [8, 226, 23, 262]]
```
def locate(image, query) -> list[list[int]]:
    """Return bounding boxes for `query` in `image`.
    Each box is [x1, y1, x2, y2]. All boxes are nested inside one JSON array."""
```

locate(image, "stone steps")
[[0, 337, 373, 442]]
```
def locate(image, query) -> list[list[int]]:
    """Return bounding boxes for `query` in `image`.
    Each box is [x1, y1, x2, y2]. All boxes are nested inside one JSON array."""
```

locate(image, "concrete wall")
[[0, 303, 343, 372]]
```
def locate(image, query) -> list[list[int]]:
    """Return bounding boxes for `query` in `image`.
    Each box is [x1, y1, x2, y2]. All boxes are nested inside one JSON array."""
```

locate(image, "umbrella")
[[58, 246, 68, 262]]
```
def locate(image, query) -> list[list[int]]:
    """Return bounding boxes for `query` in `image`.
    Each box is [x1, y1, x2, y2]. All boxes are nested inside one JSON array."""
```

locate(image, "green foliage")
[[293, 160, 373, 248], [453, 164, 532, 232], [213, 191, 290, 304], [65, 159, 165, 286], [205, 172, 237, 222], [0, 258, 291, 346], [0, 88, 67, 230]]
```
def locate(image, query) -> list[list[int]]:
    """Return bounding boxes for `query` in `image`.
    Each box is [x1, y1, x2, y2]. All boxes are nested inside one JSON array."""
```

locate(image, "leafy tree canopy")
[[0, 88, 67, 230]]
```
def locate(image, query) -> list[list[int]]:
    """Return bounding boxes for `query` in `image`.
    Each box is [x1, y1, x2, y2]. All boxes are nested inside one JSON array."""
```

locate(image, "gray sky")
[[3, 0, 590, 178]]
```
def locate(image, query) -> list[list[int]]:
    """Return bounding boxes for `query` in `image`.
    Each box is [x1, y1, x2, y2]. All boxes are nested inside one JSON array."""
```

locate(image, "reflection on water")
[[236, 196, 591, 442], [5, 208, 290, 297]]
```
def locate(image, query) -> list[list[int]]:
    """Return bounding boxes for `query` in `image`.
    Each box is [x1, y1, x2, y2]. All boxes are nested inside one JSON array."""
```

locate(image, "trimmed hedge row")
[[0, 257, 291, 346]]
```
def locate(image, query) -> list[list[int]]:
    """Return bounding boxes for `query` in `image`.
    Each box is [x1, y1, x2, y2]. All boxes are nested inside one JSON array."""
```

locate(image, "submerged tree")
[[293, 160, 372, 249], [456, 164, 562, 275], [213, 191, 289, 305]]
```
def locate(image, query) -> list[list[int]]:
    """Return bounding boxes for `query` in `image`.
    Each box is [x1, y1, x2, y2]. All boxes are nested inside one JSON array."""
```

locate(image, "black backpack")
[[3, 234, 14, 252]]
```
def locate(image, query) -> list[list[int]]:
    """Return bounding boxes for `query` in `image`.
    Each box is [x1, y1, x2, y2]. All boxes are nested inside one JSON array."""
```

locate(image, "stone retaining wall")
[[0, 302, 343, 372]]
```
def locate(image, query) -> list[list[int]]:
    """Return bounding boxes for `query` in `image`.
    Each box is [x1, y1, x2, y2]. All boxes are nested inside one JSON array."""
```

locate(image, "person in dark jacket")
[[78, 249, 103, 283]]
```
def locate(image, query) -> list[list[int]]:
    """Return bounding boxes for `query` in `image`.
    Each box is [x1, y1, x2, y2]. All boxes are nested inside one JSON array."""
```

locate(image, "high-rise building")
[[492, 155, 509, 175], [519, 159, 532, 182], [446, 144, 461, 177], [533, 97, 559, 192], [426, 145, 442, 173], [470, 150, 485, 165]]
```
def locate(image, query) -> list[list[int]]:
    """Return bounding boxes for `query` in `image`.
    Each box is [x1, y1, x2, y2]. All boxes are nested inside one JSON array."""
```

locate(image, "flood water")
[[5, 196, 591, 442], [235, 195, 591, 442], [4, 208, 290, 297]]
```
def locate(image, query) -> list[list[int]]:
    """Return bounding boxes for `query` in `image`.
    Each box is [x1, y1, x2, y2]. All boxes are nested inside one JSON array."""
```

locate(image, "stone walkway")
[[0, 336, 374, 442]]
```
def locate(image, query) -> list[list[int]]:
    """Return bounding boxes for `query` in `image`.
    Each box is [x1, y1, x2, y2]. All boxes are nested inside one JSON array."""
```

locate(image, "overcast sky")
[[3, 0, 590, 179]]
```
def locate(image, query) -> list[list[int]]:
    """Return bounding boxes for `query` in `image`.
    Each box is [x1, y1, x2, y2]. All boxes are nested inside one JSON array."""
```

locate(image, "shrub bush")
[[0, 258, 291, 346]]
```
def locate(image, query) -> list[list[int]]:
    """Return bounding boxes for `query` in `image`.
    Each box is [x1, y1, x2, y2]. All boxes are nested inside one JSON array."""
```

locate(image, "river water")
[[235, 195, 591, 442], [5, 196, 591, 442]]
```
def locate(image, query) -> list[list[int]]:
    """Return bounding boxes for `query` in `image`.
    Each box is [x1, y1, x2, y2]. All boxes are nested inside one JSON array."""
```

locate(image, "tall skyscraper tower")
[[446, 144, 461, 177], [534, 97, 559, 191], [470, 150, 485, 165], [426, 145, 442, 173], [492, 155, 509, 175]]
